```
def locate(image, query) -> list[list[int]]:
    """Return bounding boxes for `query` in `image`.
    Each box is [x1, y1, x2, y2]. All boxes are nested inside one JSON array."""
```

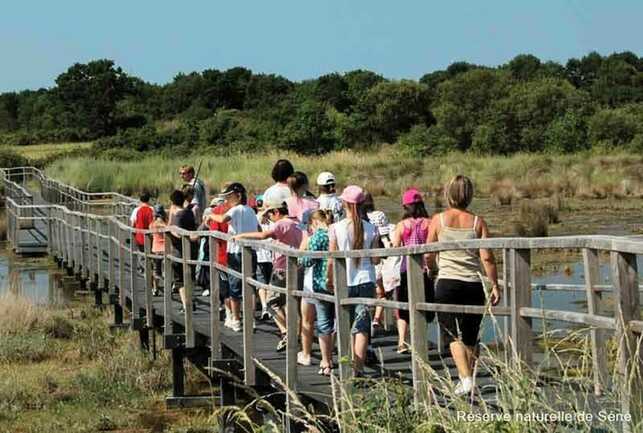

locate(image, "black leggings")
[[395, 271, 435, 323], [434, 278, 485, 347]]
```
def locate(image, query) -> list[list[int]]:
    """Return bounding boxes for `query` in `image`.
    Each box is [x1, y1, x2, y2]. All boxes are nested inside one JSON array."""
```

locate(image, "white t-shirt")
[[317, 193, 343, 222], [263, 183, 292, 206], [256, 218, 273, 263], [329, 218, 378, 287], [225, 204, 259, 254]]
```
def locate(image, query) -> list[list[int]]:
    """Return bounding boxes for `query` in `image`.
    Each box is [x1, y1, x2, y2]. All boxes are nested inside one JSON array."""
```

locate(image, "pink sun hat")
[[339, 185, 365, 204], [402, 188, 423, 205]]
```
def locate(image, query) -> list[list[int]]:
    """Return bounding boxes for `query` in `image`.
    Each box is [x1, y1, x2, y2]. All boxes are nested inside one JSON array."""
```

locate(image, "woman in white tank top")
[[427, 175, 500, 396]]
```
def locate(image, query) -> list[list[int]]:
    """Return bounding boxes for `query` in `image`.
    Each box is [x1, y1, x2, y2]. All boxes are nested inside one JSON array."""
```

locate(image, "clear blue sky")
[[1, 0, 641, 92]]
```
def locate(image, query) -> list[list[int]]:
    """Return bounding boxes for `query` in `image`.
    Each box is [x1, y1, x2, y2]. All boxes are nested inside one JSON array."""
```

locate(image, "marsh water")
[[0, 243, 71, 305]]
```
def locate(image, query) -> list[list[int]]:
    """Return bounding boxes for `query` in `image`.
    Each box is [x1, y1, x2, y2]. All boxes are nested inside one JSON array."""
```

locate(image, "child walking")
[[326, 186, 380, 376], [149, 204, 167, 295], [391, 188, 435, 354], [316, 171, 343, 222], [234, 197, 303, 352], [207, 182, 259, 332], [298, 210, 334, 371]]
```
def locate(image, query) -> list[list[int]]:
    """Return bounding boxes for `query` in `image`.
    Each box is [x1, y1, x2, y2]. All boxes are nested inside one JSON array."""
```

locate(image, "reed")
[[43, 149, 643, 202]]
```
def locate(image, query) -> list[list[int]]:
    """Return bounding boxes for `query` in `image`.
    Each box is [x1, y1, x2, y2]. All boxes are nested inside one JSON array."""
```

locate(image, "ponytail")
[[347, 202, 364, 267]]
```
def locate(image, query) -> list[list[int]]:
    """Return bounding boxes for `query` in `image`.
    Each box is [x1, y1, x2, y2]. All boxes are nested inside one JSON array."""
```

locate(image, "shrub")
[[490, 179, 517, 205], [0, 149, 28, 168], [588, 104, 643, 148], [398, 124, 456, 156], [514, 200, 550, 237], [0, 334, 58, 363]]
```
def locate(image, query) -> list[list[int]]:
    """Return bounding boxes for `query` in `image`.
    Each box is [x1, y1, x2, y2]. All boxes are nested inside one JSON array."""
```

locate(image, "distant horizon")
[[1, 0, 642, 92], [1, 48, 641, 93]]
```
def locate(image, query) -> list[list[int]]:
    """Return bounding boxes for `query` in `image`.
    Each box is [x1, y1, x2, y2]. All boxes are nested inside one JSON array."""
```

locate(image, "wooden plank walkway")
[[105, 243, 498, 407]]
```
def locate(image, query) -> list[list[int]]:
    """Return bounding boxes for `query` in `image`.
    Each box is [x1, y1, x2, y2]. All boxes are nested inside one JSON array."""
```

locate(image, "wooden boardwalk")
[[3, 166, 642, 432]]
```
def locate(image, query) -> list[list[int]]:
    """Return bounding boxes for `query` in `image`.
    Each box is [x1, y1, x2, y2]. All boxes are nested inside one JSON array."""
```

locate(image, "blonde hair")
[[445, 175, 474, 209], [310, 209, 333, 227]]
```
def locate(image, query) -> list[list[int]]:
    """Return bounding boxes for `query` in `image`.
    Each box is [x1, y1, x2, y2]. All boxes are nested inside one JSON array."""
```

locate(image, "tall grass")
[[44, 148, 643, 200], [222, 327, 642, 433]]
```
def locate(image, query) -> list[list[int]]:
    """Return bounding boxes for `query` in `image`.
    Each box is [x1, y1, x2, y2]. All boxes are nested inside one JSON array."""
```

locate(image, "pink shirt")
[[270, 218, 303, 271], [286, 196, 319, 224]]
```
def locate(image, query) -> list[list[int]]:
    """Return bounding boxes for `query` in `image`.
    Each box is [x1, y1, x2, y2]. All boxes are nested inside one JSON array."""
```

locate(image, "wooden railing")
[[3, 166, 642, 429]]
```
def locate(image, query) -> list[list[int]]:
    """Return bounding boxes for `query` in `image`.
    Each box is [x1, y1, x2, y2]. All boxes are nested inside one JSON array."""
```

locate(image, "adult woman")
[[426, 175, 500, 396], [326, 185, 380, 376]]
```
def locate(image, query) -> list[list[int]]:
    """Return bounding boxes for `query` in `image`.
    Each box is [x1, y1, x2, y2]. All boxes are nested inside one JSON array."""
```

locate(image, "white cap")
[[317, 172, 336, 186]]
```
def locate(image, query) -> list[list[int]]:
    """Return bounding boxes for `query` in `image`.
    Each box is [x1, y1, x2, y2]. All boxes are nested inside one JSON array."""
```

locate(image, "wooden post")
[[407, 253, 429, 407], [333, 257, 352, 398], [285, 255, 299, 415], [163, 232, 174, 337], [96, 218, 104, 289], [108, 219, 116, 300], [502, 248, 511, 351], [242, 244, 256, 385], [144, 233, 153, 327], [118, 225, 126, 308], [130, 230, 140, 324], [209, 237, 221, 361], [610, 251, 641, 430], [583, 248, 610, 396], [182, 236, 195, 348], [510, 248, 532, 366], [46, 207, 53, 256]]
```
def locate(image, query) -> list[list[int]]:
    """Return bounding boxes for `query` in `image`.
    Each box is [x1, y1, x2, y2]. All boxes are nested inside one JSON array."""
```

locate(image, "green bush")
[[397, 124, 454, 156], [0, 334, 58, 363], [588, 104, 643, 148], [0, 148, 28, 167]]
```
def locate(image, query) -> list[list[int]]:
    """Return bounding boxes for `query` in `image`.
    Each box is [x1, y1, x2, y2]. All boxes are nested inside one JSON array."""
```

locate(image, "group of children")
[[130, 161, 501, 394]]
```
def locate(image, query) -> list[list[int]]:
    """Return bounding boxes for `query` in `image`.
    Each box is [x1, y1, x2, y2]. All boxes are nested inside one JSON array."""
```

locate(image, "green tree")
[[244, 74, 293, 109], [358, 80, 434, 143], [433, 69, 511, 150], [588, 104, 643, 148], [54, 59, 132, 137], [281, 100, 336, 154]]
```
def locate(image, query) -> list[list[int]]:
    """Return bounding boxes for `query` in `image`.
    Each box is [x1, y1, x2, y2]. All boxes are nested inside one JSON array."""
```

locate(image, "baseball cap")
[[210, 197, 225, 207], [339, 185, 365, 204], [317, 172, 336, 186], [219, 182, 246, 197], [402, 188, 423, 205]]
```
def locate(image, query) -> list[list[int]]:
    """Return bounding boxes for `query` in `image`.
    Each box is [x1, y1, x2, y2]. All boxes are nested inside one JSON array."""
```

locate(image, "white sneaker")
[[454, 376, 474, 396], [229, 319, 242, 332], [224, 316, 232, 329], [202, 290, 210, 297], [297, 351, 311, 366]]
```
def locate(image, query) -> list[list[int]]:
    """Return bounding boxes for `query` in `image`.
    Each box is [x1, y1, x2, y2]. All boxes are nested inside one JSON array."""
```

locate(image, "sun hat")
[[317, 172, 336, 186], [367, 210, 390, 235], [258, 196, 287, 219], [339, 185, 365, 204], [402, 188, 423, 206], [219, 182, 246, 197]]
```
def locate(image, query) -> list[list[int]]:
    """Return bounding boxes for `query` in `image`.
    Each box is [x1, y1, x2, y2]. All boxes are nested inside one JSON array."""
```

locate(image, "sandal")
[[396, 344, 410, 354], [318, 364, 333, 376]]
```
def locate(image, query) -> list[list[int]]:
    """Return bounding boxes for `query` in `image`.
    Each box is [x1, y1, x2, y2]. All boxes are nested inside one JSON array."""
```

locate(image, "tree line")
[[0, 52, 641, 157]]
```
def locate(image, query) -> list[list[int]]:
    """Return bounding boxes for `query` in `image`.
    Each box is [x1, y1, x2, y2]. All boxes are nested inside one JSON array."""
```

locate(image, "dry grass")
[[43, 148, 643, 202], [0, 293, 52, 336]]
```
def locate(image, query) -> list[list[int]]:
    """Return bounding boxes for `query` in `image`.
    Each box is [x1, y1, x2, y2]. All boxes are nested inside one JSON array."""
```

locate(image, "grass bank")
[[45, 148, 643, 200], [0, 293, 216, 433], [2, 142, 92, 166]]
